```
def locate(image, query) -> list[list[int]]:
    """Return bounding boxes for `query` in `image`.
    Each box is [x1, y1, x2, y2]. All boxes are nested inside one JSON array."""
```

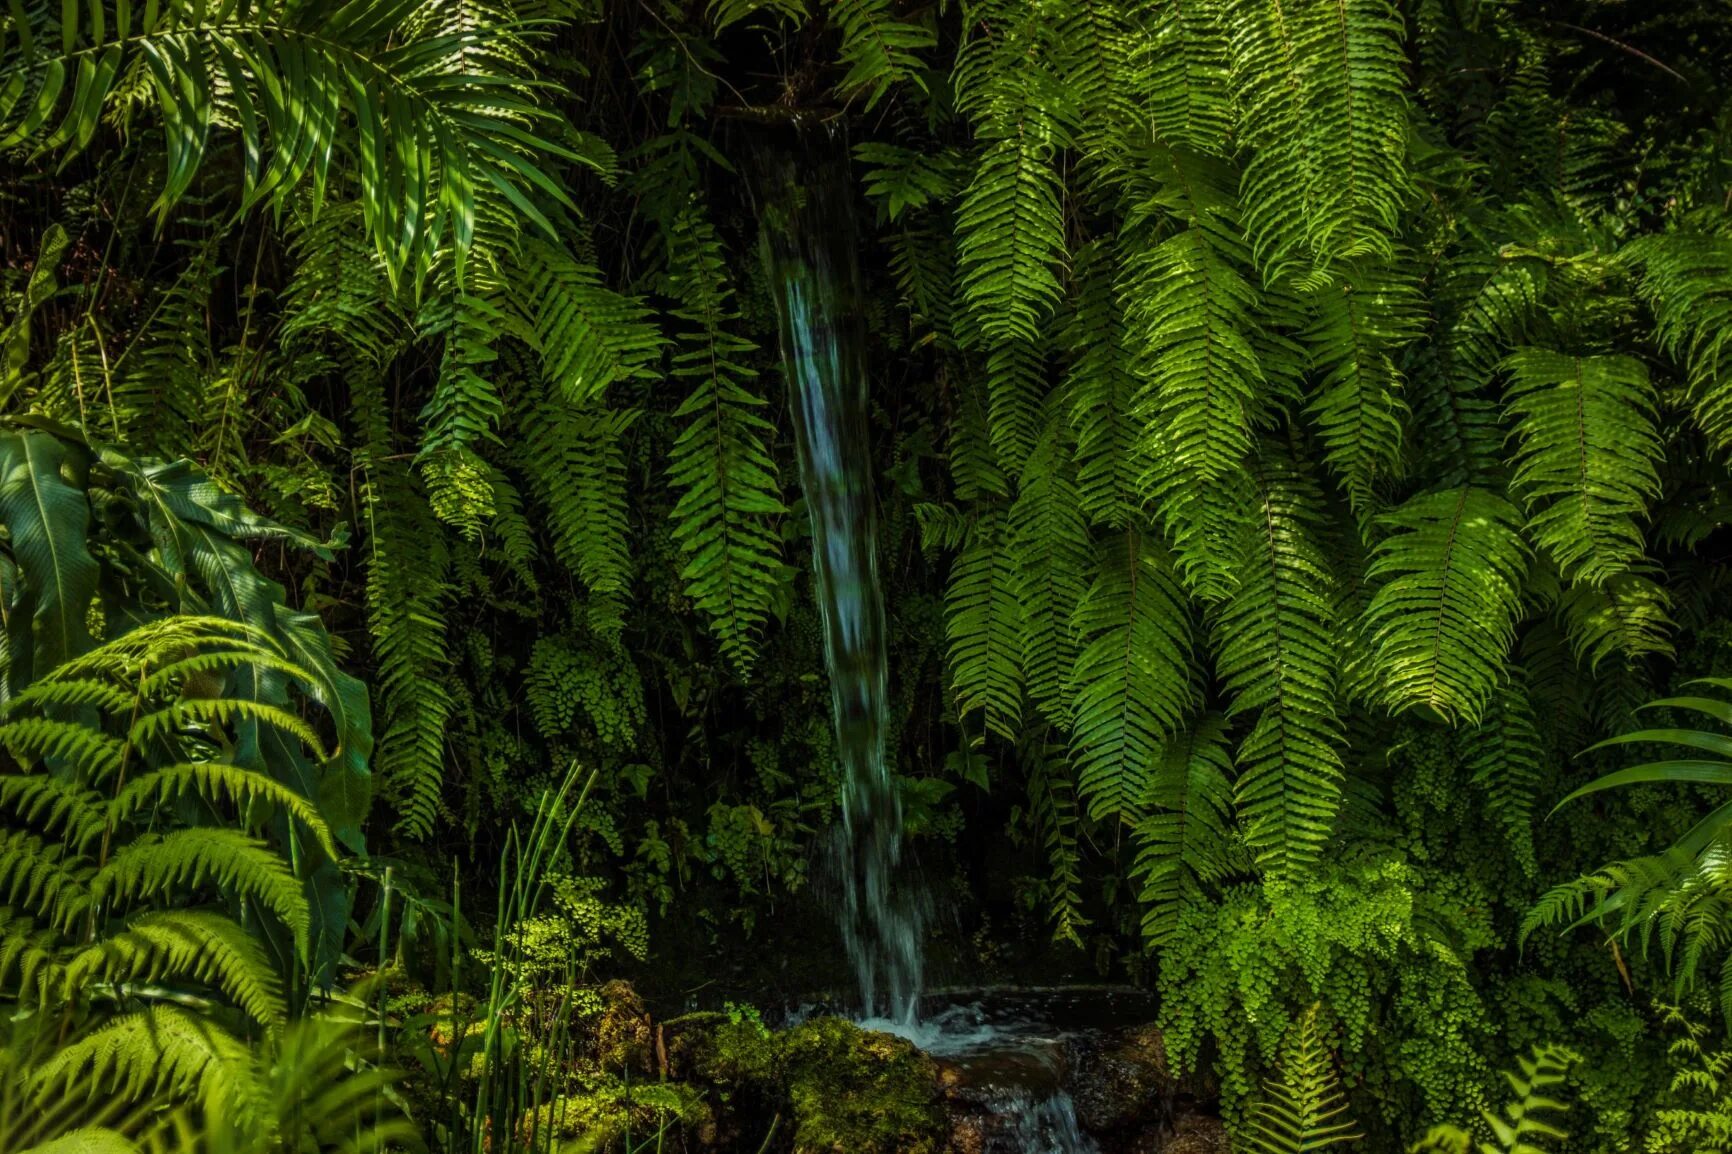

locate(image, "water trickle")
[[746, 116, 925, 1025]]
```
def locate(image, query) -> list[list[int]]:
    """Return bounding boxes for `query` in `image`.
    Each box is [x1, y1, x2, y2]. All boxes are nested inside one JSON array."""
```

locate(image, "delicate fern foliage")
[[1244, 1003, 1359, 1154], [1134, 716, 1239, 946], [518, 240, 665, 406], [1227, 0, 1412, 278], [663, 209, 787, 675], [1503, 349, 1663, 584], [1214, 460, 1344, 877], [1363, 487, 1529, 722], [1021, 735, 1088, 946], [1557, 571, 1675, 673], [1069, 530, 1195, 825], [1065, 241, 1144, 528]]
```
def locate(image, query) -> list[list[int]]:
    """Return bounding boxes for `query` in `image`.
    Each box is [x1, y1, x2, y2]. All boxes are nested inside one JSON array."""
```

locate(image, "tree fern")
[[1214, 458, 1344, 877], [663, 208, 787, 676], [1362, 486, 1529, 722], [1503, 349, 1663, 584], [1069, 529, 1196, 825]]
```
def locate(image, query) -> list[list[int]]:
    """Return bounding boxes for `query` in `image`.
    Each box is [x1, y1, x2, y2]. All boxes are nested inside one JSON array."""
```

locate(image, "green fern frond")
[[1626, 231, 1732, 455], [1304, 264, 1423, 515], [826, 0, 936, 111], [1244, 1003, 1360, 1154], [93, 830, 309, 961], [0, 829, 92, 932], [1482, 1044, 1580, 1154], [520, 399, 640, 639], [1069, 530, 1195, 825], [1503, 349, 1663, 584], [65, 909, 286, 1029], [1134, 715, 1240, 946], [0, 718, 125, 781], [1463, 675, 1546, 878], [1363, 486, 1529, 722], [1214, 459, 1344, 877], [1142, 0, 1233, 154], [1066, 241, 1145, 528], [518, 239, 665, 405], [1557, 571, 1675, 673], [663, 208, 788, 675], [1013, 421, 1091, 727], [946, 511, 1023, 741], [29, 1007, 269, 1135], [0, 776, 106, 853], [1022, 735, 1088, 947], [108, 764, 335, 860]]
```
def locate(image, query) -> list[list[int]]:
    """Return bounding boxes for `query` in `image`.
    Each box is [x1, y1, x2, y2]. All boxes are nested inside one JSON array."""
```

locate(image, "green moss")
[[780, 1017, 943, 1154], [526, 1077, 712, 1152]]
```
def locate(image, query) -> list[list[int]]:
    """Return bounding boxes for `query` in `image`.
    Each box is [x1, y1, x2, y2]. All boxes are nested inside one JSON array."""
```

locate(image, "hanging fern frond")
[[663, 208, 787, 676], [1066, 241, 1144, 528], [826, 0, 936, 111], [1215, 458, 1344, 877], [945, 511, 1023, 741], [1228, 0, 1412, 278], [1503, 349, 1663, 584], [1557, 571, 1675, 673], [1012, 421, 1091, 727], [1463, 674, 1546, 878], [1626, 231, 1732, 455], [517, 239, 665, 405], [1134, 715, 1240, 946], [1069, 529, 1196, 825], [1021, 734, 1088, 947], [1363, 486, 1530, 722]]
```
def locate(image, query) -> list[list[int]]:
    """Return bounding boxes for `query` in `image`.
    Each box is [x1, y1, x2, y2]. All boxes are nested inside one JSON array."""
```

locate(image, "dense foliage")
[[7, 0, 1732, 1149]]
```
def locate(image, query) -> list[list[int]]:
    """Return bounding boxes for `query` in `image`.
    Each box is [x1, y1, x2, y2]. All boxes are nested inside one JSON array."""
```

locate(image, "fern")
[[1013, 419, 1091, 726], [1627, 231, 1732, 455], [1363, 486, 1529, 722], [1069, 529, 1196, 825], [1503, 349, 1663, 584], [1065, 241, 1145, 528], [1463, 676, 1546, 878], [1134, 716, 1240, 946], [1415, 1045, 1579, 1154], [517, 239, 665, 405], [945, 511, 1023, 741], [1244, 1003, 1360, 1154], [663, 208, 787, 676], [826, 0, 936, 111], [1214, 458, 1344, 877]]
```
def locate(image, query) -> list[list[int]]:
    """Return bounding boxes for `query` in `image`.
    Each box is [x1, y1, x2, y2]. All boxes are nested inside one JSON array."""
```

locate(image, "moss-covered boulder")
[[781, 1017, 945, 1153]]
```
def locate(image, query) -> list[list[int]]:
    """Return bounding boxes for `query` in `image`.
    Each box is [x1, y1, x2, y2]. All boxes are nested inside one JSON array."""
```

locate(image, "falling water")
[[745, 116, 925, 1025]]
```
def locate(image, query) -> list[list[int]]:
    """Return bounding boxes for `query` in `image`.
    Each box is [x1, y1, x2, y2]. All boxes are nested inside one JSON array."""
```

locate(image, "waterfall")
[[745, 116, 925, 1025]]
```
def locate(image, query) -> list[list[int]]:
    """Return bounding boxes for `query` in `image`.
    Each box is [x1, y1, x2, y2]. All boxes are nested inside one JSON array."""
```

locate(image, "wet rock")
[[1066, 1024, 1176, 1134]]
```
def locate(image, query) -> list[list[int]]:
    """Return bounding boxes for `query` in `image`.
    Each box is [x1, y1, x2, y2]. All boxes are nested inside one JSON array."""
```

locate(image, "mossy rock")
[[524, 1076, 713, 1151], [781, 1017, 944, 1154]]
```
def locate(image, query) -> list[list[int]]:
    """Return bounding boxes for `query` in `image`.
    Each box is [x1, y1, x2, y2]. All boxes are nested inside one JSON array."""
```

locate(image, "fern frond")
[[1228, 0, 1411, 277], [65, 910, 286, 1029], [93, 830, 309, 962], [1363, 486, 1529, 722], [108, 764, 335, 860], [1066, 241, 1144, 528], [1244, 1003, 1359, 1154], [826, 0, 936, 111], [946, 512, 1023, 741], [1013, 422, 1091, 727], [1069, 530, 1195, 825], [1304, 264, 1423, 514], [29, 1007, 269, 1135], [0, 775, 106, 853], [1214, 458, 1344, 877], [1482, 1045, 1579, 1154], [1134, 716, 1239, 946], [1463, 675, 1545, 878], [1022, 736, 1088, 947], [1503, 349, 1662, 584], [1557, 571, 1675, 673], [518, 239, 665, 404], [663, 208, 787, 675], [1626, 231, 1732, 455], [1142, 0, 1233, 155]]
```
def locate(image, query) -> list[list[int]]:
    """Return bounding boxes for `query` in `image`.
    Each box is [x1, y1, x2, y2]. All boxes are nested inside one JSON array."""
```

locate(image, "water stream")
[[746, 117, 925, 1027], [747, 120, 1105, 1153]]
